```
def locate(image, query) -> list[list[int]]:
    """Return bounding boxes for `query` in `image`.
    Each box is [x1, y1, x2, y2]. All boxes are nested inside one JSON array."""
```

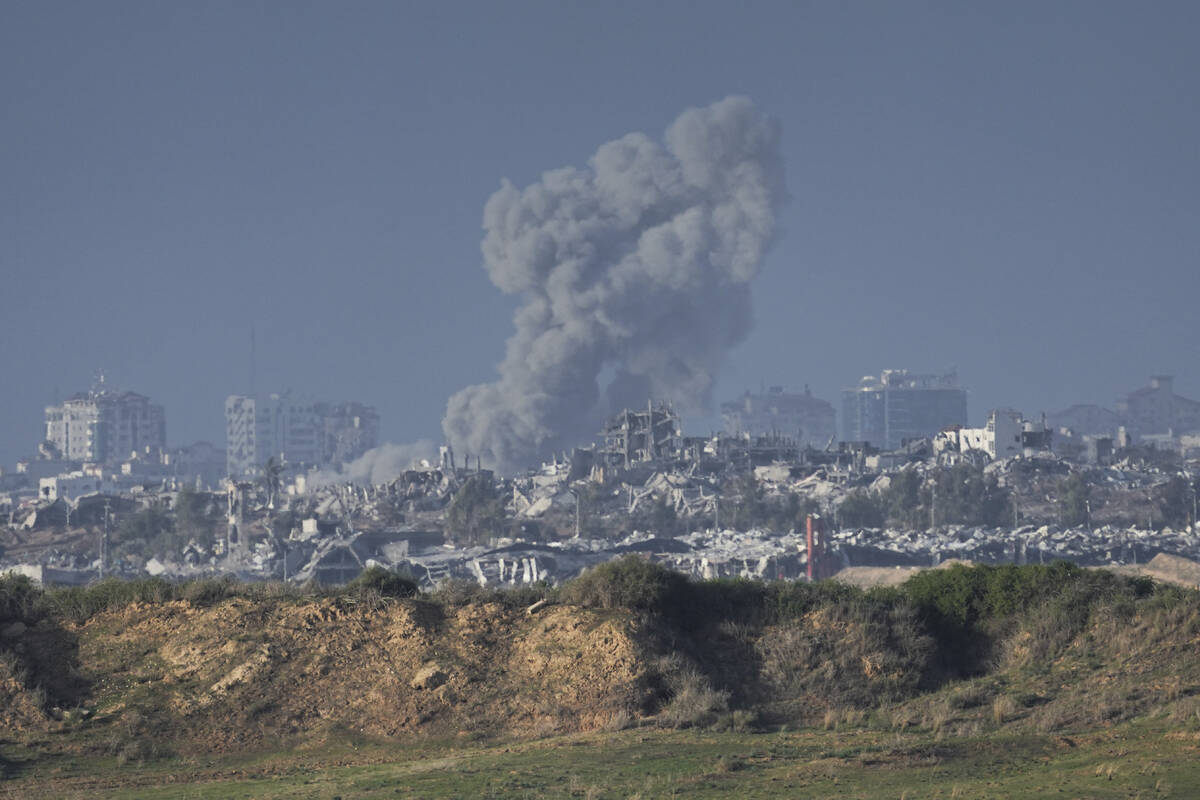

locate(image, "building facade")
[[1046, 403, 1122, 438], [225, 392, 321, 478], [721, 386, 836, 448], [44, 385, 166, 464], [315, 402, 380, 465], [225, 394, 380, 477], [841, 369, 967, 450], [1115, 376, 1200, 437], [940, 408, 1052, 460]]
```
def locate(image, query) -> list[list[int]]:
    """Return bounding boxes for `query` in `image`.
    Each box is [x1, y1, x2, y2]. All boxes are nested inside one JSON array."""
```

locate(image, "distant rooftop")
[[848, 369, 962, 392]]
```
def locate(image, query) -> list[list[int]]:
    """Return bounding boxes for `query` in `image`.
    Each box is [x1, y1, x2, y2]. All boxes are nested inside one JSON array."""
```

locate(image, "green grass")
[[4, 720, 1200, 798]]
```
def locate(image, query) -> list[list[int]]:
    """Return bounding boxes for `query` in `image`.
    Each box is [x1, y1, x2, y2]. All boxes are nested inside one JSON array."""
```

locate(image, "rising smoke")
[[307, 439, 437, 488], [443, 96, 786, 473]]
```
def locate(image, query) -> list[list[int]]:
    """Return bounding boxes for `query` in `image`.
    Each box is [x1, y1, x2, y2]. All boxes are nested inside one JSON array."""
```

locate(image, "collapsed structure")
[[6, 372, 1200, 593]]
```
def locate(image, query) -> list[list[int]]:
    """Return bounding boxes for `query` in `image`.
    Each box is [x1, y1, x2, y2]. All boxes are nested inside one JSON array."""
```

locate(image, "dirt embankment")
[[4, 593, 933, 756], [7, 570, 1200, 758], [5, 597, 656, 752]]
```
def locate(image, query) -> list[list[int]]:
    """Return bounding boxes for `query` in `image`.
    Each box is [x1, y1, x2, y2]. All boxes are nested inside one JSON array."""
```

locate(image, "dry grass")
[[992, 694, 1018, 725]]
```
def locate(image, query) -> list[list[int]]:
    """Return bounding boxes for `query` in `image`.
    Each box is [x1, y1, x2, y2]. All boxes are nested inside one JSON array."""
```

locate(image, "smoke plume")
[[443, 96, 786, 473], [307, 440, 437, 487]]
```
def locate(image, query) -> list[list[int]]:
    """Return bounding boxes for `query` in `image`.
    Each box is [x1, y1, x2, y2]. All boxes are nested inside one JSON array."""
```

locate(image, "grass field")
[[5, 718, 1200, 799]]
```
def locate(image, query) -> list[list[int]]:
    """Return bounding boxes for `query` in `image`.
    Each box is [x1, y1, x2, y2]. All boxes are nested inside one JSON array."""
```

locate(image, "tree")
[[261, 457, 284, 508], [723, 472, 767, 530], [838, 489, 885, 528], [925, 465, 1011, 528], [117, 506, 180, 559], [770, 491, 821, 532], [883, 470, 924, 529], [1058, 471, 1091, 528], [445, 475, 505, 547], [635, 493, 680, 537], [175, 488, 220, 545], [1159, 475, 1197, 528]]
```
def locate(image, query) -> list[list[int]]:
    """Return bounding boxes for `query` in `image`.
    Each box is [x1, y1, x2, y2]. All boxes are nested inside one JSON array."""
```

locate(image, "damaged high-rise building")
[[721, 385, 836, 448], [841, 369, 967, 450], [599, 402, 683, 469], [315, 402, 380, 465]]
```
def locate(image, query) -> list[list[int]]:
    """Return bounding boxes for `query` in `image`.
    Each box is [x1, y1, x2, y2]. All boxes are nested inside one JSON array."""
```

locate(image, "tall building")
[[225, 392, 320, 478], [43, 381, 166, 464], [841, 369, 967, 450], [225, 394, 381, 477], [315, 401, 380, 465], [1115, 376, 1200, 437], [721, 385, 836, 448], [1045, 404, 1122, 438]]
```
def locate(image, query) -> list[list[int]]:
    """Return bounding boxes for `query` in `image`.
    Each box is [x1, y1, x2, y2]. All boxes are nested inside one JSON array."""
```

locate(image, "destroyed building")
[[315, 401, 380, 465], [721, 385, 836, 448], [598, 402, 683, 469], [841, 369, 967, 450], [935, 409, 1052, 461]]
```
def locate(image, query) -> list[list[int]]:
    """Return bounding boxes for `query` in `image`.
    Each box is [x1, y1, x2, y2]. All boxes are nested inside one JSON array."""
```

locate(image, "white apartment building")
[[44, 385, 166, 464], [937, 409, 1052, 460], [225, 392, 321, 478]]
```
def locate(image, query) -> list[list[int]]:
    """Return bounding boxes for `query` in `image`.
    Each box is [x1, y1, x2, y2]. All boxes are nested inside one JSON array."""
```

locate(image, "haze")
[[3, 1, 1198, 467]]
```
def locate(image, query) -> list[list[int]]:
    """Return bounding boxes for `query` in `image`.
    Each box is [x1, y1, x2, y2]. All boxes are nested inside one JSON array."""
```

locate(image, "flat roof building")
[[721, 385, 836, 449], [841, 369, 967, 450]]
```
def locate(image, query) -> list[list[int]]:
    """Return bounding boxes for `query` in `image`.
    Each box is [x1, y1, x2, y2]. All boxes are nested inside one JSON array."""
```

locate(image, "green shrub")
[[429, 578, 487, 607], [179, 576, 240, 606], [0, 573, 44, 624], [46, 577, 175, 623], [558, 555, 690, 615], [347, 566, 419, 599], [658, 668, 728, 729]]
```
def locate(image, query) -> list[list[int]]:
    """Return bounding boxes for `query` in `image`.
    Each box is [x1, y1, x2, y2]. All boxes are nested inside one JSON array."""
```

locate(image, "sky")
[[3, 1, 1198, 468]]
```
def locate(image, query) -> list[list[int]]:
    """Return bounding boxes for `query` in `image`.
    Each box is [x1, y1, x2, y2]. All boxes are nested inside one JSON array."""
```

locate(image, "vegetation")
[[835, 464, 1012, 531], [444, 474, 505, 546], [346, 565, 419, 598], [1057, 471, 1091, 528], [716, 476, 821, 532], [925, 464, 1010, 527], [837, 488, 884, 528], [174, 488, 222, 546], [4, 562, 1200, 797], [1159, 474, 1198, 528]]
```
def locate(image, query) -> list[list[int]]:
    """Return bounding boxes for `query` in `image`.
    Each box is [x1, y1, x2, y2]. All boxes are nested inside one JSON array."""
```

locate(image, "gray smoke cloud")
[[307, 440, 437, 488], [443, 96, 786, 473]]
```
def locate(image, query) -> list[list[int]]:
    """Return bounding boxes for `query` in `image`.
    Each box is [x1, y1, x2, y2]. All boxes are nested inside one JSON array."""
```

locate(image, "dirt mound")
[[47, 597, 654, 751], [1132, 553, 1200, 588], [832, 559, 975, 588]]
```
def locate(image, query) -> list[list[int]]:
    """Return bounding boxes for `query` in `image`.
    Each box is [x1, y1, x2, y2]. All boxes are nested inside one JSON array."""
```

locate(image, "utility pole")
[[1191, 479, 1197, 532], [100, 499, 110, 579], [930, 483, 937, 531]]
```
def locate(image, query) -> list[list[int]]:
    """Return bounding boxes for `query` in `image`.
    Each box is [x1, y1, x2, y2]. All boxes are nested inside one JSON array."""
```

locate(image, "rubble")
[[4, 404, 1200, 593]]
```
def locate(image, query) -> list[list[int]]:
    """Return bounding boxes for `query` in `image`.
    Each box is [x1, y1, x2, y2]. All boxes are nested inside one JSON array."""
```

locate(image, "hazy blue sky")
[[3, 1, 1198, 466]]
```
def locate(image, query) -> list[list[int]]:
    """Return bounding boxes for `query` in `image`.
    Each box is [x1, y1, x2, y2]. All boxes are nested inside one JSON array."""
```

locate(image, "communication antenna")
[[100, 499, 111, 579], [250, 324, 257, 396]]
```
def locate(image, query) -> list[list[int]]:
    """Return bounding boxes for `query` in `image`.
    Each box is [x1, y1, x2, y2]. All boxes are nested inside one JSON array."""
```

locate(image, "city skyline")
[[4, 2, 1198, 467], [12, 370, 1199, 475]]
